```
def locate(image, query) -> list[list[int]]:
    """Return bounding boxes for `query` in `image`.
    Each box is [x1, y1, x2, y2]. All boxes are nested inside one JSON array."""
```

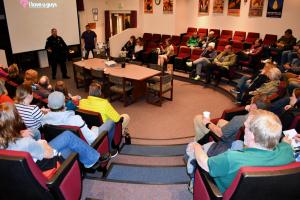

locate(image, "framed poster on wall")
[[267, 0, 284, 18], [213, 0, 224, 14], [144, 0, 153, 14], [228, 0, 241, 16], [249, 0, 264, 17], [199, 0, 209, 15], [163, 0, 173, 14]]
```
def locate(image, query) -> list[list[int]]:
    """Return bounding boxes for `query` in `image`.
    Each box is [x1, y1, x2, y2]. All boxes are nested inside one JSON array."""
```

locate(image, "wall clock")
[[155, 0, 161, 5]]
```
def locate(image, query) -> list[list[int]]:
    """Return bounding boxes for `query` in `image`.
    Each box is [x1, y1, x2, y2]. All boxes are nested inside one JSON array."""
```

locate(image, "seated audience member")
[[264, 29, 296, 64], [14, 84, 46, 140], [269, 88, 300, 116], [122, 35, 136, 59], [187, 32, 199, 47], [157, 38, 174, 66], [0, 79, 13, 104], [54, 80, 78, 111], [283, 72, 300, 95], [249, 67, 282, 109], [238, 38, 263, 67], [34, 75, 53, 98], [0, 102, 110, 170], [232, 62, 276, 104], [23, 69, 39, 86], [190, 109, 295, 193], [281, 40, 300, 67], [200, 31, 217, 48], [5, 64, 23, 97], [186, 42, 217, 80], [43, 91, 118, 156], [133, 37, 144, 61], [79, 82, 130, 135], [282, 48, 300, 73], [205, 45, 237, 85]]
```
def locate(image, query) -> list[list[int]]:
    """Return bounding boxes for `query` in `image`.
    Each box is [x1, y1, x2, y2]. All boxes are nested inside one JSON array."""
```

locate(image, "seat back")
[[187, 27, 197, 36], [0, 150, 53, 200], [152, 34, 162, 44], [216, 39, 229, 52], [75, 109, 103, 129], [177, 46, 191, 58], [232, 41, 244, 53], [190, 48, 203, 61], [180, 35, 190, 46], [144, 41, 158, 53], [171, 35, 181, 46], [197, 28, 208, 39], [223, 162, 300, 200], [142, 33, 153, 43], [42, 124, 85, 143], [263, 34, 278, 46], [232, 31, 246, 41], [220, 30, 233, 41], [245, 32, 260, 44], [209, 29, 220, 38], [161, 34, 171, 42]]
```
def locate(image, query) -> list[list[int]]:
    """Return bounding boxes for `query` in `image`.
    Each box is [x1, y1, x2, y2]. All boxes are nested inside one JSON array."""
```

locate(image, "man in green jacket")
[[205, 45, 237, 85]]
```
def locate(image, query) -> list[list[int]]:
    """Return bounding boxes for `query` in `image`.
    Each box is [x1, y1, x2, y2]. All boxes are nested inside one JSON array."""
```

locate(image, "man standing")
[[81, 24, 97, 59], [45, 28, 70, 80]]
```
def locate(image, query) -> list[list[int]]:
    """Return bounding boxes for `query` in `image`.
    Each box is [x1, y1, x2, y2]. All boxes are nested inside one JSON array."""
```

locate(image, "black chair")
[[75, 109, 103, 129], [0, 150, 81, 200]]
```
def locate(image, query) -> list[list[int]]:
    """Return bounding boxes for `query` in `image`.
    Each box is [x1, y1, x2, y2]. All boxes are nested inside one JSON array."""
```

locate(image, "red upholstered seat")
[[232, 41, 244, 53], [180, 35, 190, 46], [197, 28, 208, 39], [219, 30, 233, 41], [245, 32, 260, 44], [194, 162, 300, 200], [186, 27, 197, 36], [190, 48, 203, 61], [0, 150, 81, 200], [232, 31, 246, 42], [209, 29, 220, 38], [152, 33, 162, 44], [216, 39, 229, 52], [263, 34, 278, 46], [171, 35, 181, 46]]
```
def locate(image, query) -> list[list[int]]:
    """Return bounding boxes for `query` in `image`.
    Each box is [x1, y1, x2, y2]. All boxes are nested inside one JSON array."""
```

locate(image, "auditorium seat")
[[190, 48, 203, 62], [232, 31, 246, 42], [209, 29, 220, 38], [194, 162, 300, 200], [216, 40, 229, 52], [75, 109, 103, 129], [197, 28, 208, 39], [180, 35, 190, 46], [0, 150, 82, 200], [173, 46, 191, 71], [263, 34, 278, 47], [232, 41, 244, 53], [186, 27, 197, 36], [142, 33, 153, 45], [161, 34, 171, 43], [171, 35, 181, 46], [245, 32, 260, 44], [152, 33, 162, 44], [219, 30, 233, 41]]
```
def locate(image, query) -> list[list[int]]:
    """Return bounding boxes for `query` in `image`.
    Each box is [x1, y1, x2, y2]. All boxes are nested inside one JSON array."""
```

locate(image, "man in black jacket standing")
[[45, 28, 70, 80]]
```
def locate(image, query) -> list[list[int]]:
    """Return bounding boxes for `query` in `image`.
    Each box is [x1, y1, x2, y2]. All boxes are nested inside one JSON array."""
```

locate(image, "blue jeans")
[[236, 76, 250, 101], [49, 131, 100, 167], [98, 120, 115, 150], [281, 50, 298, 67]]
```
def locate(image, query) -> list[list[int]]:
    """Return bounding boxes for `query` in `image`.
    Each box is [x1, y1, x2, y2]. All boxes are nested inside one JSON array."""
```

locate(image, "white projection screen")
[[4, 0, 80, 54]]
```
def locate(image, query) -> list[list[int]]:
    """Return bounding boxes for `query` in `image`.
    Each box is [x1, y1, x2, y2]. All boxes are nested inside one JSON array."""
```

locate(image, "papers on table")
[[105, 60, 117, 67]]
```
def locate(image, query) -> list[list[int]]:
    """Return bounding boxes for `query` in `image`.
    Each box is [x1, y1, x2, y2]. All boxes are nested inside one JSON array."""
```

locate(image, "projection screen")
[[4, 0, 80, 54]]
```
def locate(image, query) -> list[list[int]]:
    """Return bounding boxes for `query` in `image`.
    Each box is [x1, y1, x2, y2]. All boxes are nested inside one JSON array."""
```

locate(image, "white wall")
[[185, 0, 300, 39], [0, 49, 8, 68]]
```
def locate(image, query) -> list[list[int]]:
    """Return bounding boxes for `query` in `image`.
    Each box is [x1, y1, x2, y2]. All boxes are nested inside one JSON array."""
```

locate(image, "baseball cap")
[[208, 42, 215, 48], [48, 91, 65, 109]]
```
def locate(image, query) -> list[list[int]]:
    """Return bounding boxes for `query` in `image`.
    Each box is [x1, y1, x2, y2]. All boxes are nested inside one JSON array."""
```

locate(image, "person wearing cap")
[[200, 31, 217, 48], [42, 91, 118, 157], [186, 42, 217, 80], [81, 24, 97, 59]]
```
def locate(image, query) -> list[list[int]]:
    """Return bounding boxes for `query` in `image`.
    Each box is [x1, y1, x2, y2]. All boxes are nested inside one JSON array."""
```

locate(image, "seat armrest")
[[198, 166, 223, 199], [91, 131, 109, 154], [221, 106, 247, 121]]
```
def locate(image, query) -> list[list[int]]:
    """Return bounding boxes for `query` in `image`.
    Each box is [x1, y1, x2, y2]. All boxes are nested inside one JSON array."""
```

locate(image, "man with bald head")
[[205, 45, 237, 85]]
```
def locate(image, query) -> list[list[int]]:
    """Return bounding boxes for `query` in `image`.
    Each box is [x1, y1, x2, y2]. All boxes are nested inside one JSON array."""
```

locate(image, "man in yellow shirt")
[[79, 82, 130, 135]]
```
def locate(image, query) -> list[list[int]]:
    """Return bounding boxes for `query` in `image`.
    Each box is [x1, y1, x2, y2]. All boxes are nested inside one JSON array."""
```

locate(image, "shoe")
[[63, 75, 70, 79], [193, 75, 201, 81], [110, 149, 118, 158], [90, 152, 111, 170], [230, 88, 240, 94], [186, 62, 193, 67]]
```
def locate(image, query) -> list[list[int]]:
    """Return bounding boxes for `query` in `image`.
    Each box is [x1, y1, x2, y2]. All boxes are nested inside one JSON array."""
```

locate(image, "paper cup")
[[203, 111, 210, 119]]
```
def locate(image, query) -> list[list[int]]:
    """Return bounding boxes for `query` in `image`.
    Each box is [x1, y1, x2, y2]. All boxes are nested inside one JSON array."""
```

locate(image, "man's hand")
[[47, 48, 52, 53], [284, 63, 291, 69], [38, 140, 54, 159], [20, 129, 34, 138], [193, 143, 209, 172], [284, 105, 292, 111]]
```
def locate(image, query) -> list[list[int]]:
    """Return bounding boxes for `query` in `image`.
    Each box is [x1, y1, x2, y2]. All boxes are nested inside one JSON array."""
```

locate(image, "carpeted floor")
[[120, 144, 187, 156]]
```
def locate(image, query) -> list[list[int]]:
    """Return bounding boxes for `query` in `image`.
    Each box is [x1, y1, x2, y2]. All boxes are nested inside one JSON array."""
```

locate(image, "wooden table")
[[73, 58, 161, 102]]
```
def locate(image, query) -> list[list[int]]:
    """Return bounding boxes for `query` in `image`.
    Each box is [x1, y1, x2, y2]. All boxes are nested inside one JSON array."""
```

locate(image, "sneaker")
[[193, 75, 201, 81], [90, 152, 111, 169], [188, 178, 194, 193], [186, 62, 193, 67], [230, 88, 240, 94], [110, 149, 119, 158]]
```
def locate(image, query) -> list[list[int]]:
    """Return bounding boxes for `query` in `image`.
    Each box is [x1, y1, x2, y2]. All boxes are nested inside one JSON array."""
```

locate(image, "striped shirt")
[[15, 103, 44, 130]]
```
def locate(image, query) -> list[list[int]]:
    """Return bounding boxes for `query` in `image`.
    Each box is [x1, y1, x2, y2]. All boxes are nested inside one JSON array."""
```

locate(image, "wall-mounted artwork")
[[144, 0, 153, 14], [228, 0, 241, 16], [213, 0, 224, 14], [249, 0, 264, 16], [199, 0, 210, 15], [163, 0, 173, 14], [267, 0, 284, 18]]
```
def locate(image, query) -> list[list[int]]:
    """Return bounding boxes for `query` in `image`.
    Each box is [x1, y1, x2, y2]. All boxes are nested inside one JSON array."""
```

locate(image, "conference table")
[[73, 58, 161, 104]]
